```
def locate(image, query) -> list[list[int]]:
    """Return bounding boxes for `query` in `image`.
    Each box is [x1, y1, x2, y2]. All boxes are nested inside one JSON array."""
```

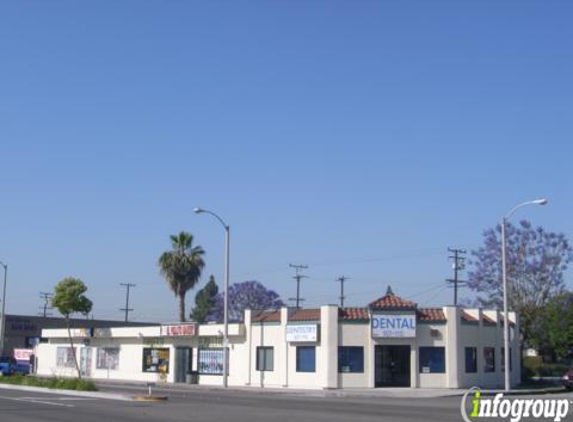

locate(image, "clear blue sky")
[[1, 1, 572, 322]]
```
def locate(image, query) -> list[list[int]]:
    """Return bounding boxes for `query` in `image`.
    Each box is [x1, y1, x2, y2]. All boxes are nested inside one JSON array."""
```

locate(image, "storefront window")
[[97, 348, 120, 370], [484, 347, 495, 372], [256, 347, 274, 372], [419, 347, 445, 373], [142, 348, 170, 373], [465, 347, 477, 373], [56, 347, 76, 368], [501, 347, 512, 371], [296, 346, 316, 373], [338, 347, 363, 373], [198, 348, 226, 375]]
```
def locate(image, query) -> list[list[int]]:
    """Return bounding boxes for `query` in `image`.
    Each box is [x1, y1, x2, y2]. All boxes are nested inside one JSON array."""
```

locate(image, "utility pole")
[[288, 264, 308, 309], [39, 292, 53, 318], [336, 276, 350, 308], [446, 248, 467, 306], [119, 283, 136, 322]]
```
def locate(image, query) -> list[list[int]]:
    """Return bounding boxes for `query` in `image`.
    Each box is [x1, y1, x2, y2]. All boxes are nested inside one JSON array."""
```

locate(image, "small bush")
[[0, 375, 97, 391], [523, 356, 570, 378]]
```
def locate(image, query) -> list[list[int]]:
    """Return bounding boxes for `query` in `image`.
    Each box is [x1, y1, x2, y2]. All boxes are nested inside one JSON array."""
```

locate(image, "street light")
[[501, 198, 548, 392], [194, 207, 230, 388], [0, 261, 7, 355]]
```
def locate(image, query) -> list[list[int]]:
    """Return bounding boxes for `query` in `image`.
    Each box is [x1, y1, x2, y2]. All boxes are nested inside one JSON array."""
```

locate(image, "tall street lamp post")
[[501, 198, 547, 392], [0, 262, 7, 355], [194, 208, 230, 388]]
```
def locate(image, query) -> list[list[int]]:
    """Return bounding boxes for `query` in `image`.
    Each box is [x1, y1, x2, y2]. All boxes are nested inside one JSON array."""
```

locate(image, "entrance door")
[[80, 347, 92, 378], [174, 347, 192, 383], [375, 345, 410, 387]]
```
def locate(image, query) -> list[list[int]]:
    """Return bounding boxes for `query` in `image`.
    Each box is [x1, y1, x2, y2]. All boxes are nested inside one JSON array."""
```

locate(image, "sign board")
[[371, 314, 416, 338], [69, 328, 93, 338], [161, 324, 197, 337], [13, 349, 34, 362], [285, 324, 318, 342]]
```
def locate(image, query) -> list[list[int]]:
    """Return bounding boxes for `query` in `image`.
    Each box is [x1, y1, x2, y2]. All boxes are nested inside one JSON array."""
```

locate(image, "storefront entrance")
[[374, 345, 411, 387], [174, 347, 192, 383]]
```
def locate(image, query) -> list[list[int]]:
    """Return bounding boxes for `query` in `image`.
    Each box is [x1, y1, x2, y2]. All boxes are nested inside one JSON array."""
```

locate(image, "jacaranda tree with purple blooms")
[[208, 280, 285, 322], [468, 219, 573, 345]]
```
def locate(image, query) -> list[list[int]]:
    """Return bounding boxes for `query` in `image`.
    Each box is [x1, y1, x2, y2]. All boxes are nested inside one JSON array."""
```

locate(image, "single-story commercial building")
[[1, 314, 155, 356], [35, 291, 520, 389]]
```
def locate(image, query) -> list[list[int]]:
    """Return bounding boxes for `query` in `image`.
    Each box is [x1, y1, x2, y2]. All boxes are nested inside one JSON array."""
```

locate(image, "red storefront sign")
[[161, 324, 197, 337]]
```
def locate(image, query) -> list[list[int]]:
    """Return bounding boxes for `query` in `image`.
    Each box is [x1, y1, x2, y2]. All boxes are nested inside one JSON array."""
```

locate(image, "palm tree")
[[158, 231, 205, 322]]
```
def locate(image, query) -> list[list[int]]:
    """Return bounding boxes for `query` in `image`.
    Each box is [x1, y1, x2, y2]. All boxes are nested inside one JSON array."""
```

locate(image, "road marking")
[[0, 395, 75, 407]]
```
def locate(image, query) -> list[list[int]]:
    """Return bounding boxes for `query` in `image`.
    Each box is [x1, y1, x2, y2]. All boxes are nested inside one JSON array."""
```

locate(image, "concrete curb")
[[477, 387, 568, 396], [0, 383, 132, 401]]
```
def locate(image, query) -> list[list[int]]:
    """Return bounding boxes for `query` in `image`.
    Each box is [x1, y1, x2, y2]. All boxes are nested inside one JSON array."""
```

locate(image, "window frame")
[[501, 347, 513, 372], [483, 347, 496, 373], [296, 346, 316, 373], [464, 347, 477, 373], [56, 347, 76, 368], [197, 348, 226, 375], [338, 346, 364, 373], [256, 346, 274, 372], [142, 347, 170, 374], [418, 346, 446, 374], [96, 347, 120, 370]]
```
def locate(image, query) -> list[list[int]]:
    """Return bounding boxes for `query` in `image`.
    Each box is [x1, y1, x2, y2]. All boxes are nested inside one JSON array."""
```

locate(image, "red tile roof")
[[369, 293, 417, 310], [339, 307, 370, 321], [500, 315, 516, 327], [417, 308, 446, 322], [251, 310, 281, 323], [482, 314, 497, 325], [461, 311, 479, 323], [289, 308, 321, 322]]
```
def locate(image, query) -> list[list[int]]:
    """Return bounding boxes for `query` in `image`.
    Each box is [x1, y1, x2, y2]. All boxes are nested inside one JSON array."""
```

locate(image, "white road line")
[[0, 395, 75, 407]]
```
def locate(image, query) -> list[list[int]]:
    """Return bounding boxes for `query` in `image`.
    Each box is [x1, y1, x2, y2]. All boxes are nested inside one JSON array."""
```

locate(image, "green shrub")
[[523, 356, 570, 378], [0, 375, 97, 391]]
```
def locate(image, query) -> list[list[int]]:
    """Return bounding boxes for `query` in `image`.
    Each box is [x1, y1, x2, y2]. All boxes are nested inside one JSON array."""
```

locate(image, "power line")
[[120, 283, 136, 322], [288, 264, 308, 309], [446, 248, 467, 306], [39, 292, 53, 318], [336, 276, 350, 307]]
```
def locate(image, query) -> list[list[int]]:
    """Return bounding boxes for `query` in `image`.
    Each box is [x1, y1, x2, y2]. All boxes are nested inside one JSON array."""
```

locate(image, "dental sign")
[[286, 325, 318, 342], [371, 314, 416, 338]]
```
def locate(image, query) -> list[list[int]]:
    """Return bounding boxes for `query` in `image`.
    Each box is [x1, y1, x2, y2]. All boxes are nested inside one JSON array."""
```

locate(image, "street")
[[0, 385, 464, 422], [1, 384, 571, 422]]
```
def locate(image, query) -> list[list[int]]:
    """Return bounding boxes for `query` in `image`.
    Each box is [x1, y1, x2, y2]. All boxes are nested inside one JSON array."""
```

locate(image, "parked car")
[[563, 369, 573, 390], [0, 356, 17, 376], [0, 356, 29, 376]]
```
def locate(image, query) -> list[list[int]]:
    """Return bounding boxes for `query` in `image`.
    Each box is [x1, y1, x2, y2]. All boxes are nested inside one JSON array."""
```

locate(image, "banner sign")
[[286, 325, 318, 342], [161, 324, 197, 337], [371, 314, 416, 338]]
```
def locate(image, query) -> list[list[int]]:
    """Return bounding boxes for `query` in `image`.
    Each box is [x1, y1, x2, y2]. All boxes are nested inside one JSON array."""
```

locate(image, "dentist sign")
[[371, 314, 416, 338]]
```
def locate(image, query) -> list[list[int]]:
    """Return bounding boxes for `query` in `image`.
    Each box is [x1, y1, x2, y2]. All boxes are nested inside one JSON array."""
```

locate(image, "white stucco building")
[[35, 291, 520, 389]]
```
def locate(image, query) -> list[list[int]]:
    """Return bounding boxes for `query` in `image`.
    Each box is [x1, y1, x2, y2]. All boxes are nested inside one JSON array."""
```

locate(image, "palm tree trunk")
[[178, 293, 186, 322], [65, 315, 82, 379]]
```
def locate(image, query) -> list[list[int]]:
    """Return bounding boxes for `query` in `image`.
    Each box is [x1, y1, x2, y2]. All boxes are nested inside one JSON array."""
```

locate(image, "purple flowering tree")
[[468, 219, 573, 344], [207, 280, 285, 322]]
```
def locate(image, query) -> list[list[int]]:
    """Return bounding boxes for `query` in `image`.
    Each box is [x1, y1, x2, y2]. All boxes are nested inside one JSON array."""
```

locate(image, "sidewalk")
[[93, 379, 468, 399], [0, 382, 132, 401]]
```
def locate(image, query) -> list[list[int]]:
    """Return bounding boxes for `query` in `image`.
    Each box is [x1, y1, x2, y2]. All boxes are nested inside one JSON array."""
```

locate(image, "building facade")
[[35, 292, 520, 389], [2, 314, 155, 356]]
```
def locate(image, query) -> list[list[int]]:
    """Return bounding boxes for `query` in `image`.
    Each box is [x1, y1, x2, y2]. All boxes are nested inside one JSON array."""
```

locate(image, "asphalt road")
[[0, 385, 571, 422]]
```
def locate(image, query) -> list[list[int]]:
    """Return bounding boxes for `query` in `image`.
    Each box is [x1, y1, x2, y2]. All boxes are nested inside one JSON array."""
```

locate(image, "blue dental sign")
[[371, 314, 416, 338]]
